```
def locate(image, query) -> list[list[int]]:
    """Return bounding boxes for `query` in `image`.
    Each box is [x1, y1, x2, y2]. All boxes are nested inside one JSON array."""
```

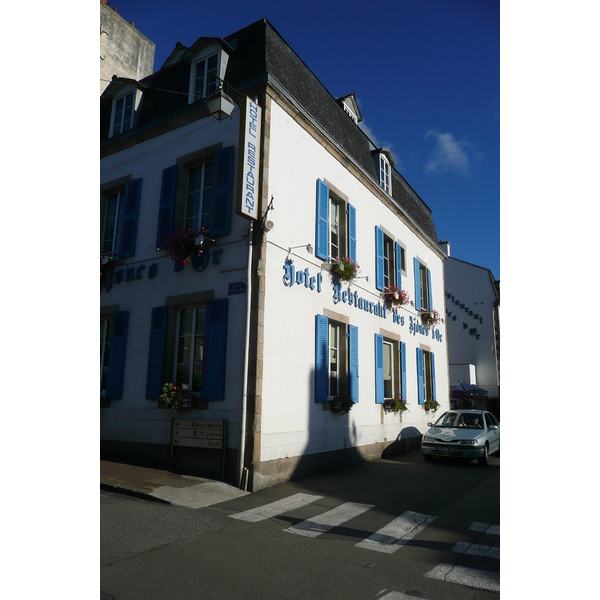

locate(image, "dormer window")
[[108, 85, 143, 139], [379, 154, 391, 194], [192, 53, 219, 101]]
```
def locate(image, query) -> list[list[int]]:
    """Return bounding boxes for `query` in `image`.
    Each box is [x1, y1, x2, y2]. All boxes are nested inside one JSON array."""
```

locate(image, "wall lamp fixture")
[[206, 71, 242, 121], [288, 243, 313, 256], [195, 234, 215, 246]]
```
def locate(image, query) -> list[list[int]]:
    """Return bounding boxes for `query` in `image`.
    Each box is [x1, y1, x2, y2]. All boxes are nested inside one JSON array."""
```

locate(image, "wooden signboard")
[[170, 419, 227, 481]]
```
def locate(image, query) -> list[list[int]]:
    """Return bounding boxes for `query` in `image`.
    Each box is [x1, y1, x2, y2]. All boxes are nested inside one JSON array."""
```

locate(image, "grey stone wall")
[[100, 2, 155, 94]]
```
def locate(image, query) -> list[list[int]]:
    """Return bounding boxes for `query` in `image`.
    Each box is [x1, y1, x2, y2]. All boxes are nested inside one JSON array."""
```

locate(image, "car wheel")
[[478, 444, 489, 467]]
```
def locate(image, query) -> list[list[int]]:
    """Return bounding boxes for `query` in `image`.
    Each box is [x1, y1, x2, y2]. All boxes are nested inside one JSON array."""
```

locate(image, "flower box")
[[332, 257, 360, 282], [382, 286, 410, 307], [163, 227, 208, 263], [420, 310, 441, 328]]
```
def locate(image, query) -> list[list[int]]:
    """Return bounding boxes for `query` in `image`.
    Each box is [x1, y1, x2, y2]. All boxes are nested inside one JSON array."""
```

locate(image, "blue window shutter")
[[430, 352, 436, 402], [374, 333, 384, 404], [348, 324, 359, 403], [416, 348, 424, 405], [203, 298, 229, 400], [400, 341, 407, 401], [156, 165, 178, 248], [211, 146, 234, 237], [427, 268, 433, 310], [105, 311, 129, 400], [395, 242, 402, 289], [315, 179, 329, 260], [347, 204, 356, 262], [375, 226, 384, 291], [145, 306, 168, 399], [315, 314, 329, 403], [414, 258, 422, 311], [118, 179, 141, 258]]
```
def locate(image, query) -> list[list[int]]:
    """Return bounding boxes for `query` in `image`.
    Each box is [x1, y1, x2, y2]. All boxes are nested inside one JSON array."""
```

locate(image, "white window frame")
[[101, 188, 125, 255], [379, 153, 391, 194], [423, 349, 434, 402], [328, 322, 341, 398], [329, 197, 341, 261], [419, 262, 430, 311], [100, 318, 111, 396], [174, 306, 206, 395], [188, 50, 221, 104], [383, 234, 394, 289], [184, 160, 215, 231], [383, 340, 395, 400], [109, 88, 142, 138]]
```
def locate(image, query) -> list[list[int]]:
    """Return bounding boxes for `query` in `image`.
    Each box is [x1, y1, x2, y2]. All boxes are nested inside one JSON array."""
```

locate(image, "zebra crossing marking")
[[469, 521, 500, 535], [425, 563, 500, 592], [452, 540, 500, 559], [228, 493, 322, 523], [284, 501, 375, 538], [355, 510, 436, 554]]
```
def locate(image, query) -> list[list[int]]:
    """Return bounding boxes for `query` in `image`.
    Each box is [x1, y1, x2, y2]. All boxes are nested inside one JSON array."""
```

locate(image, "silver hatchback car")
[[421, 409, 500, 466]]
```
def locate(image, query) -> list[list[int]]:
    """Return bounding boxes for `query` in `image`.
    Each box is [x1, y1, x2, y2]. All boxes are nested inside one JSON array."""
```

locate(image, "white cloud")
[[425, 130, 472, 177]]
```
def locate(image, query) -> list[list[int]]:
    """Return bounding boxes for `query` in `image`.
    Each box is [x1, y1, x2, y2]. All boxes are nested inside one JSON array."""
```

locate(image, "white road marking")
[[377, 593, 425, 600], [228, 493, 323, 522], [452, 540, 500, 559], [469, 521, 500, 535], [285, 501, 374, 538], [355, 510, 436, 554], [425, 563, 500, 592]]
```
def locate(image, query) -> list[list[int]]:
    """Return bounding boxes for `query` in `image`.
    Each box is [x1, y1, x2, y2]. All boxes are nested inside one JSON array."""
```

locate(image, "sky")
[[101, 0, 500, 279]]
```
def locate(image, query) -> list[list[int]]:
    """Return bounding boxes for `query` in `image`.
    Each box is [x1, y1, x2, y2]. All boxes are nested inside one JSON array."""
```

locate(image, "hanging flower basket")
[[423, 398, 441, 414], [420, 310, 441, 328], [332, 257, 360, 282], [382, 285, 410, 307], [163, 227, 207, 263], [329, 396, 353, 414], [384, 396, 409, 415], [159, 383, 194, 411]]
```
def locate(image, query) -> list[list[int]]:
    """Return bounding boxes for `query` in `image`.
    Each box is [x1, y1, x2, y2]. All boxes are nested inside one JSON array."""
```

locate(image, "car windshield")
[[433, 412, 484, 429]]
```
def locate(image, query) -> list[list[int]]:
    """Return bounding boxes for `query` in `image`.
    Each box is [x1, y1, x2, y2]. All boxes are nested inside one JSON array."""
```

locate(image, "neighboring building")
[[100, 0, 155, 95], [439, 242, 500, 404], [100, 18, 449, 491]]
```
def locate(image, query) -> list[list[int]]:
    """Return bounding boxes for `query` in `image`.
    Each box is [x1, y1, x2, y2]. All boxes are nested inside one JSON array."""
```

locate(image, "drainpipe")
[[237, 221, 253, 489]]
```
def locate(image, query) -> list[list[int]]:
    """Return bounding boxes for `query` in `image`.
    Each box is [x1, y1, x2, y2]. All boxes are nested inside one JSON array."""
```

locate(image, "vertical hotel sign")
[[236, 96, 262, 220]]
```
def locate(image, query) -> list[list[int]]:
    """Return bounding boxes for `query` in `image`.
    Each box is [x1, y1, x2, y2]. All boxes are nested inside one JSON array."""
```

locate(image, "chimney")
[[438, 241, 450, 257]]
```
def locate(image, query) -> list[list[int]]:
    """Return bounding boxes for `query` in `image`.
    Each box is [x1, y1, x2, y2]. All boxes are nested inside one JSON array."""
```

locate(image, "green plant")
[[330, 395, 354, 414], [382, 286, 410, 307], [160, 383, 193, 411], [423, 398, 441, 414], [390, 396, 409, 414], [420, 310, 441, 328], [332, 256, 360, 282]]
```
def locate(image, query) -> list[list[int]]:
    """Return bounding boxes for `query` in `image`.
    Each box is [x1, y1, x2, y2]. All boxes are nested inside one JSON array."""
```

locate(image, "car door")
[[484, 412, 499, 453]]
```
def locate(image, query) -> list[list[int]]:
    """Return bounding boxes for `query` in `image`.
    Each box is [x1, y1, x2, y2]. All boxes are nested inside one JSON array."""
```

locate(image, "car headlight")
[[459, 439, 480, 445], [423, 436, 436, 442]]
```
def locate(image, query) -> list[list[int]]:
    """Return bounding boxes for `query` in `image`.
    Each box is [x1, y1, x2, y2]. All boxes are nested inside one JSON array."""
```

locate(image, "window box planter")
[[332, 257, 360, 282], [423, 398, 441, 415], [382, 286, 410, 307], [420, 310, 441, 328], [383, 397, 409, 416], [163, 227, 210, 264], [329, 396, 353, 414]]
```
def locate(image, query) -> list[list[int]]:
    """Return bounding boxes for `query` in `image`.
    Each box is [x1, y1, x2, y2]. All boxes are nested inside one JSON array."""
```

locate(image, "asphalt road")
[[101, 450, 500, 600]]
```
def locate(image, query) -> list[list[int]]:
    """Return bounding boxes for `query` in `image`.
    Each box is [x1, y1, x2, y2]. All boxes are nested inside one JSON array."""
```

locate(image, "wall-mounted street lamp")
[[288, 243, 313, 256], [206, 88, 236, 121], [195, 234, 215, 246]]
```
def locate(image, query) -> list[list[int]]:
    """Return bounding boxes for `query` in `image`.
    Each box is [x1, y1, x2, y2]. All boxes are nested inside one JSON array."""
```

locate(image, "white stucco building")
[[100, 18, 449, 491], [439, 243, 500, 406]]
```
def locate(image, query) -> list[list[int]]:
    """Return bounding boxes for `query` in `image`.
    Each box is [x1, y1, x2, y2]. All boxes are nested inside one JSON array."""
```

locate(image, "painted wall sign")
[[102, 262, 158, 293], [282, 261, 443, 342], [237, 97, 262, 221]]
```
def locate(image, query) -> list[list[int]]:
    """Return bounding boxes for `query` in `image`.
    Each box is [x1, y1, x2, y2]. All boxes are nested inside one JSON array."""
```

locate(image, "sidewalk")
[[100, 460, 249, 509]]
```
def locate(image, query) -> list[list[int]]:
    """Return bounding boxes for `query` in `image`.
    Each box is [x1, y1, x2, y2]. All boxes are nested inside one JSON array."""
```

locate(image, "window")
[[156, 146, 234, 248], [100, 317, 111, 398], [375, 335, 407, 404], [112, 91, 134, 136], [416, 347, 436, 405], [315, 179, 356, 263], [101, 189, 124, 255], [413, 258, 432, 311], [145, 299, 229, 402], [102, 311, 129, 401], [315, 315, 359, 404], [185, 160, 215, 231], [175, 307, 206, 393], [100, 179, 142, 258], [193, 53, 219, 101], [375, 227, 404, 292], [379, 154, 391, 194]]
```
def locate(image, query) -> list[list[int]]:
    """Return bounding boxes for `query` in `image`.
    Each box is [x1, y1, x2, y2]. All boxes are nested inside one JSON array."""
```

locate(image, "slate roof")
[[100, 18, 438, 244]]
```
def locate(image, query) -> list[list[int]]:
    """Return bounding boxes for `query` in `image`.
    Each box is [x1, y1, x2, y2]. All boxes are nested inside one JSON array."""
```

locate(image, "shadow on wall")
[[381, 426, 423, 459]]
